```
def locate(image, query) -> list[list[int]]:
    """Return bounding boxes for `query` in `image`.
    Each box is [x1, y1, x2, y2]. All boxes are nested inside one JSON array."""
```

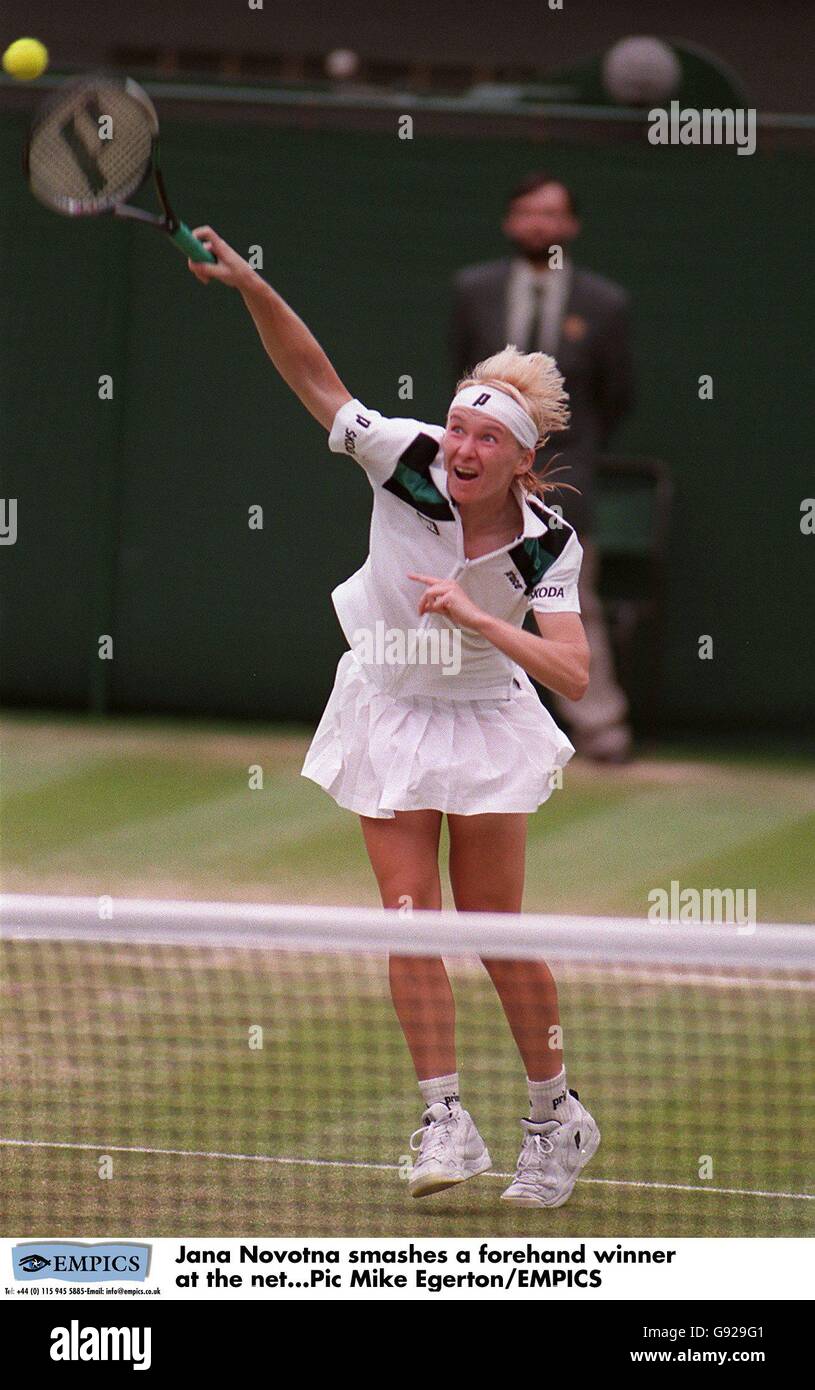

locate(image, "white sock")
[[419, 1073, 461, 1111], [527, 1068, 572, 1124]]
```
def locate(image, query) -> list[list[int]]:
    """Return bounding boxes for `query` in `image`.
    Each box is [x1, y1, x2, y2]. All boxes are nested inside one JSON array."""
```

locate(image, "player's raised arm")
[[187, 226, 352, 431]]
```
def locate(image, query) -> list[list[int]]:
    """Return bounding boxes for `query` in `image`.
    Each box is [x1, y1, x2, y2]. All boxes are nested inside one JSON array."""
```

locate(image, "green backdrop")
[[1, 113, 812, 727]]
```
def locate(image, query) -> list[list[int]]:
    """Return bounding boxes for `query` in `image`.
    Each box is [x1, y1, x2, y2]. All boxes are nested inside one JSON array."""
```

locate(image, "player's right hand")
[[187, 226, 253, 289]]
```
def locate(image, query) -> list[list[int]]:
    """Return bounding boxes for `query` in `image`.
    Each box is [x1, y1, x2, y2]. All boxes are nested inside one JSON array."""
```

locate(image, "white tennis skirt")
[[301, 651, 575, 819]]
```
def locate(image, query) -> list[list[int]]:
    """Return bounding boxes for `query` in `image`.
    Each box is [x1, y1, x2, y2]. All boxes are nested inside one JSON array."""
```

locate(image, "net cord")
[[1, 894, 811, 969]]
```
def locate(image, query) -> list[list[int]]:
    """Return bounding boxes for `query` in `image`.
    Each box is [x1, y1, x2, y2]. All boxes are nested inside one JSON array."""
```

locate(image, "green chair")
[[593, 456, 674, 732]]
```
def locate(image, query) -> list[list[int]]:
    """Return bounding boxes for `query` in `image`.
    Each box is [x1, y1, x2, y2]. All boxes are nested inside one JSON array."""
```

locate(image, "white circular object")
[[325, 49, 360, 80], [602, 36, 681, 105]]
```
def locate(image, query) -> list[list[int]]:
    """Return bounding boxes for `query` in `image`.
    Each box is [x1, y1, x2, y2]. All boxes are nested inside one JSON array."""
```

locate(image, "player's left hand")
[[408, 573, 485, 631]]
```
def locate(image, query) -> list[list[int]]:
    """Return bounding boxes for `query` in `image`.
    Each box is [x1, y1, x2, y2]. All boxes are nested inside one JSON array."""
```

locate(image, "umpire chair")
[[592, 456, 673, 734]]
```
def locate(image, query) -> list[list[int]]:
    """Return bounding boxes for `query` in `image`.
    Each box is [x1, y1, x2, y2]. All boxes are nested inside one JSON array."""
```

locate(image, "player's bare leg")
[[360, 809, 452, 1075], [447, 811, 562, 1079], [360, 809, 491, 1195], [448, 810, 600, 1206]]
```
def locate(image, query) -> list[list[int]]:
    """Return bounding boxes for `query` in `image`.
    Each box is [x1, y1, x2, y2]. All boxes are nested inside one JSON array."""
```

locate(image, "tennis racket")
[[24, 75, 215, 263]]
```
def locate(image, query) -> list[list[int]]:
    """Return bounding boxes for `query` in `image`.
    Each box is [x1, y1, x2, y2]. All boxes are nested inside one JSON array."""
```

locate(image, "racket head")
[[25, 76, 158, 217]]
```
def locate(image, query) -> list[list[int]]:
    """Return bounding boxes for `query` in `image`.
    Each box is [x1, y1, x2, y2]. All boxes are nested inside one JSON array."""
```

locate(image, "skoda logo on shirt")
[[531, 584, 565, 599]]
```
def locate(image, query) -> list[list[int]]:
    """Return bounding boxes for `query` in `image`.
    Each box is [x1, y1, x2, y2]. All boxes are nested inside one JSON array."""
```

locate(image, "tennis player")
[[188, 229, 600, 1208]]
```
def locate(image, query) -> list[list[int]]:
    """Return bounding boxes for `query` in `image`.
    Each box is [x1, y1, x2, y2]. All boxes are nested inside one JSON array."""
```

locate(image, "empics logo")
[[14, 1240, 150, 1282], [50, 1321, 151, 1372]]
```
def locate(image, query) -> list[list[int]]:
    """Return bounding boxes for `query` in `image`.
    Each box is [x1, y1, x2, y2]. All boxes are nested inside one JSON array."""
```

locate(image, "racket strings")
[[28, 82, 154, 214]]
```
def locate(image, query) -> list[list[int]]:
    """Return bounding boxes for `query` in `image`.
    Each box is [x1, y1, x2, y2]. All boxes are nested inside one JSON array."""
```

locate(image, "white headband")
[[448, 385, 538, 451]]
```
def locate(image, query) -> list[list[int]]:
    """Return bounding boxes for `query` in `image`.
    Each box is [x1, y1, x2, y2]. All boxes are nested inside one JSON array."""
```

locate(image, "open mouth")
[[453, 466, 479, 481]]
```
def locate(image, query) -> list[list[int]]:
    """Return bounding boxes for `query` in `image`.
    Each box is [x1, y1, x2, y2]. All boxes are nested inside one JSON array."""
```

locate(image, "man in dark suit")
[[451, 172, 635, 762]]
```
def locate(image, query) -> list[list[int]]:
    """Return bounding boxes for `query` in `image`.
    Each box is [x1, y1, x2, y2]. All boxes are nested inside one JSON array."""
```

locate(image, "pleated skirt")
[[301, 651, 575, 819]]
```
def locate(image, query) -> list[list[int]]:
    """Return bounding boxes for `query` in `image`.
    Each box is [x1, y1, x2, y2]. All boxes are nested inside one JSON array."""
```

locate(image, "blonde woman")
[[188, 229, 600, 1208]]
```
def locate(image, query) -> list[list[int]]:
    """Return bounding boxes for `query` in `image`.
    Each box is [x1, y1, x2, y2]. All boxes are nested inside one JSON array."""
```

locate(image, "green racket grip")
[[171, 222, 216, 264]]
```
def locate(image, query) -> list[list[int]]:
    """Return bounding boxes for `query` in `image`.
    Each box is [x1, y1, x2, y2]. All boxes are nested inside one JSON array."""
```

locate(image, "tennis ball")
[[325, 49, 359, 80], [2, 37, 49, 81], [602, 36, 681, 106]]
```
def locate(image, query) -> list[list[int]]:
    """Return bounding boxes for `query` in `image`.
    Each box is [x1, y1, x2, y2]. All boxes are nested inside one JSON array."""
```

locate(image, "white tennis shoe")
[[408, 1102, 492, 1198], [500, 1092, 600, 1208]]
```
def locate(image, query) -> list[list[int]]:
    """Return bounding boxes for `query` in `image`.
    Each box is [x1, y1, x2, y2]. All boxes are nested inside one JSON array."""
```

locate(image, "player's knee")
[[379, 877, 441, 911], [452, 884, 523, 914]]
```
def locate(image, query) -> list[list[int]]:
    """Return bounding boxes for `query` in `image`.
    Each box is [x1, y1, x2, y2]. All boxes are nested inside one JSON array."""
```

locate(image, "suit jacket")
[[450, 258, 634, 534]]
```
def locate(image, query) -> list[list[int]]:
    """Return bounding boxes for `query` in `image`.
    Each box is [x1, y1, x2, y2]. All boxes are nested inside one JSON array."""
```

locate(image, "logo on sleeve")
[[504, 570, 523, 591], [532, 584, 565, 600], [345, 413, 371, 451]]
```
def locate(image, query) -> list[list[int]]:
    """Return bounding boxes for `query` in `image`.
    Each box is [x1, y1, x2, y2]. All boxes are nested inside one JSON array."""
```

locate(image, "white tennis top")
[[328, 398, 583, 700]]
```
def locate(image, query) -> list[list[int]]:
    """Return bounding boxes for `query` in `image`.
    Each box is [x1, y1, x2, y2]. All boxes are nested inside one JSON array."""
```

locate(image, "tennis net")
[[1, 894, 812, 1238]]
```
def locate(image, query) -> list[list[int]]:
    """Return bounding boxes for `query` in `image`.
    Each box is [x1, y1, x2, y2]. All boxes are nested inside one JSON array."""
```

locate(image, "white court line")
[[1, 1136, 811, 1203]]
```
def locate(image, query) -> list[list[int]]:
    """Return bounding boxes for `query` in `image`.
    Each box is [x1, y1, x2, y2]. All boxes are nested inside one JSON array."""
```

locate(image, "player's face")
[[443, 409, 532, 507], [502, 182, 580, 262]]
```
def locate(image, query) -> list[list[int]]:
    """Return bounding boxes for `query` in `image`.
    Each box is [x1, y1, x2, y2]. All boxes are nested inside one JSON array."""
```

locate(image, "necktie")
[[524, 281, 546, 354]]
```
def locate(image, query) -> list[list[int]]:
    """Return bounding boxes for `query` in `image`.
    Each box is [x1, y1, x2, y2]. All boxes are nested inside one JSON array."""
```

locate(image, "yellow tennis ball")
[[2, 37, 49, 81]]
